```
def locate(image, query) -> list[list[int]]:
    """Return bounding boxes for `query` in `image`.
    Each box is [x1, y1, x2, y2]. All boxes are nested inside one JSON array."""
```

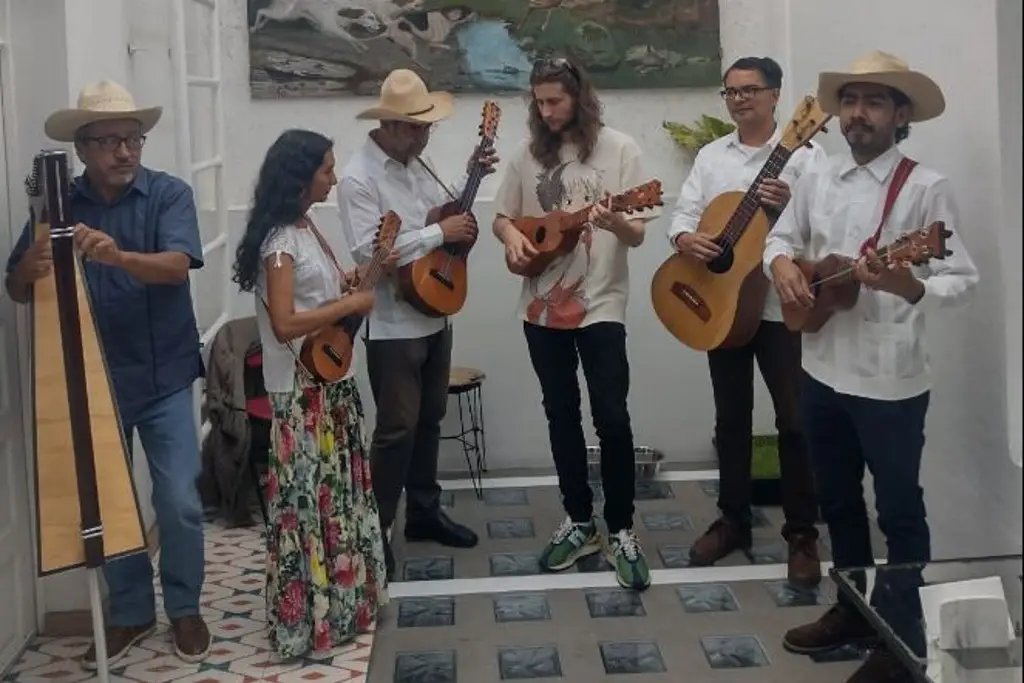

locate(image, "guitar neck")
[[721, 144, 794, 246], [456, 133, 494, 213], [562, 189, 640, 227]]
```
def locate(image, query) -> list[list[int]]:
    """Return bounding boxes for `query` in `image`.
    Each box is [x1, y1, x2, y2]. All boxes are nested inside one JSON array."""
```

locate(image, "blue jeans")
[[104, 386, 205, 627]]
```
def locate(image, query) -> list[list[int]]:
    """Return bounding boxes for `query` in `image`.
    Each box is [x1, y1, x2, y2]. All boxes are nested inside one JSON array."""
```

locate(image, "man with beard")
[[337, 69, 496, 580], [765, 51, 978, 682], [492, 57, 658, 591], [667, 56, 826, 586]]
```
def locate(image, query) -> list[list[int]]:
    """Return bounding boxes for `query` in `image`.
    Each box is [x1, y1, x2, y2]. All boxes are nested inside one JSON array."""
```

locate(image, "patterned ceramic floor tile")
[[4, 520, 374, 683]]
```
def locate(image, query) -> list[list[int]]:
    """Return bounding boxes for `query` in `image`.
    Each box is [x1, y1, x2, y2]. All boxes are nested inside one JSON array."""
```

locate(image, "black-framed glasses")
[[720, 86, 771, 101], [532, 57, 580, 83], [80, 134, 147, 153]]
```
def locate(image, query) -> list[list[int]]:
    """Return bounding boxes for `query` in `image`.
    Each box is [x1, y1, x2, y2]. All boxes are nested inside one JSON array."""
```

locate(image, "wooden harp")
[[29, 149, 146, 576]]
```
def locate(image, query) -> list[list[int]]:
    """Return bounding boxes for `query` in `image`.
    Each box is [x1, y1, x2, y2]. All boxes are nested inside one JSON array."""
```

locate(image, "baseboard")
[[40, 522, 160, 637]]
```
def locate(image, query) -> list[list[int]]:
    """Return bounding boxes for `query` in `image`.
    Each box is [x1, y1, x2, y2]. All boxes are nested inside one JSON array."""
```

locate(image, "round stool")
[[443, 366, 488, 498]]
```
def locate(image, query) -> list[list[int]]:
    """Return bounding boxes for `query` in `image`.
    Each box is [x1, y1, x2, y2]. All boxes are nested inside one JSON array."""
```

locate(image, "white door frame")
[[0, 0, 43, 670], [169, 0, 230, 446]]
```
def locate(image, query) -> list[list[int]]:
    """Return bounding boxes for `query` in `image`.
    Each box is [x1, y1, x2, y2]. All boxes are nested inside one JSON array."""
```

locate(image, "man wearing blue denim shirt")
[[5, 81, 209, 668]]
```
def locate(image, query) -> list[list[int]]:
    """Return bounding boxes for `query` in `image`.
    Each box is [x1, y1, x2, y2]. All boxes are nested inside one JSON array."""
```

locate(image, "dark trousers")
[[801, 372, 930, 656], [524, 321, 635, 533], [708, 321, 817, 536], [365, 326, 452, 529]]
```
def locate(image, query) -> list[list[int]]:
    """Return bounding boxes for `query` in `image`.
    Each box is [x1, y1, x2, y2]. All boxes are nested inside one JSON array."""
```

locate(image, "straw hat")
[[44, 80, 163, 142], [817, 50, 945, 122], [356, 69, 453, 124]]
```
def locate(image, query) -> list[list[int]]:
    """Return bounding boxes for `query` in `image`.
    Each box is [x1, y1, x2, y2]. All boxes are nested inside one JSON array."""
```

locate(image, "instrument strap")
[[859, 156, 918, 255]]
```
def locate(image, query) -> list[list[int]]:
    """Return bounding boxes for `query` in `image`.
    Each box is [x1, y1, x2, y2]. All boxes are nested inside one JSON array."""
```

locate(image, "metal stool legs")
[[443, 383, 487, 499]]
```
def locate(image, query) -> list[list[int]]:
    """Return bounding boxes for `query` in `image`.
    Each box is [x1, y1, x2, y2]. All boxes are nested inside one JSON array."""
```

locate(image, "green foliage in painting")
[[662, 115, 736, 154]]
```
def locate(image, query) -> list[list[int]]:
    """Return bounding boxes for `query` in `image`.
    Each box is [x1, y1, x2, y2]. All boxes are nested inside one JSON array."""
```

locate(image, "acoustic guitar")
[[397, 101, 502, 318], [781, 220, 953, 333], [506, 180, 664, 277], [298, 211, 401, 384], [650, 95, 831, 351]]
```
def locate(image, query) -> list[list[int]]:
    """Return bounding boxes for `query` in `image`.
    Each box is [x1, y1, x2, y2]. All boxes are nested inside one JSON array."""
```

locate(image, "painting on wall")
[[247, 0, 722, 99]]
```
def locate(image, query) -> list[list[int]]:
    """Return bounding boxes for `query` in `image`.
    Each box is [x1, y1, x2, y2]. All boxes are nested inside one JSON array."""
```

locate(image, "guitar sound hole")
[[429, 269, 454, 290], [706, 247, 734, 275], [323, 345, 345, 368], [534, 226, 547, 245]]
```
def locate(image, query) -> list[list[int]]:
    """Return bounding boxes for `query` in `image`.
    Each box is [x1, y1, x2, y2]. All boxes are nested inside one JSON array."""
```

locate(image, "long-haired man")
[[492, 58, 658, 591]]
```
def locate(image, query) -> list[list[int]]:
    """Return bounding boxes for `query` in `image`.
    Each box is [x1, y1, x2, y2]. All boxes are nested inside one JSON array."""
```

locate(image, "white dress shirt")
[[337, 136, 466, 341], [763, 146, 979, 401], [668, 128, 827, 322]]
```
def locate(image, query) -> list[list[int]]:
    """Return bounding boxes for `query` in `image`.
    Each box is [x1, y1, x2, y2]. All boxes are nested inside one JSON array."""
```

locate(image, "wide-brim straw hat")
[[818, 50, 945, 123], [356, 69, 453, 124], [45, 80, 163, 142]]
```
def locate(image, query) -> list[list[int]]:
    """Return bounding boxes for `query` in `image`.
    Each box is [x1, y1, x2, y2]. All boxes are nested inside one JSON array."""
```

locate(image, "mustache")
[[844, 120, 874, 132]]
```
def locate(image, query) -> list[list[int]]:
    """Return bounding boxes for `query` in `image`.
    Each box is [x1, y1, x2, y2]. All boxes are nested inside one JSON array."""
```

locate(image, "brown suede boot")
[[783, 604, 878, 654], [171, 615, 211, 663], [786, 531, 822, 586], [689, 518, 751, 566], [81, 621, 157, 670]]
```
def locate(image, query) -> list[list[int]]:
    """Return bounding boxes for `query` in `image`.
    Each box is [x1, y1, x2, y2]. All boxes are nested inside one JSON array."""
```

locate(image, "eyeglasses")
[[720, 86, 771, 101], [80, 134, 147, 152]]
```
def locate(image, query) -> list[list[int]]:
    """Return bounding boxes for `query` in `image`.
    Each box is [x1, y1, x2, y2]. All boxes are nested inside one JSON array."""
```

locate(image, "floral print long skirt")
[[265, 376, 388, 660]]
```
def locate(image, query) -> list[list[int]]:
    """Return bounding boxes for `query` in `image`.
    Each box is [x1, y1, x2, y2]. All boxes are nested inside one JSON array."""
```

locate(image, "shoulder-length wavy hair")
[[528, 57, 604, 169], [232, 129, 333, 292]]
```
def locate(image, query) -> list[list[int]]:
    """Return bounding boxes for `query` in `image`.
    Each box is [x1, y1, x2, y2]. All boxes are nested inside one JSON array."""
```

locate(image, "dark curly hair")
[[528, 56, 604, 169], [232, 129, 333, 292]]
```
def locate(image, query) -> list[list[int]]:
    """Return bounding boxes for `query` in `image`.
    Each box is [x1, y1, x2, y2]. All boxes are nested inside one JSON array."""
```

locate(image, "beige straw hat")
[[45, 80, 163, 142], [356, 69, 453, 124], [817, 50, 945, 122]]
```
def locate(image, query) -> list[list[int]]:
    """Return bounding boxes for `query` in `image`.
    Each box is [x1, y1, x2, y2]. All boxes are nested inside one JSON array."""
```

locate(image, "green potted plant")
[[662, 115, 736, 155]]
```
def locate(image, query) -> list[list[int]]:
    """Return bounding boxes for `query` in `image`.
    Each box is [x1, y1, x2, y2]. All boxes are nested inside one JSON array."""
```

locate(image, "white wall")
[[996, 0, 1022, 469]]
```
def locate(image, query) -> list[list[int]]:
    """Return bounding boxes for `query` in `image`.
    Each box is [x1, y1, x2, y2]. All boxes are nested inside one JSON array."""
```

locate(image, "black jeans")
[[707, 321, 818, 536], [365, 326, 452, 529], [524, 321, 635, 533], [801, 372, 930, 656]]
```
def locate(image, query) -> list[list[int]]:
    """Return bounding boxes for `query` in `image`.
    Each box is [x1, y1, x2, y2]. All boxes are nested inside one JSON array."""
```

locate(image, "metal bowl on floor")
[[586, 445, 664, 481]]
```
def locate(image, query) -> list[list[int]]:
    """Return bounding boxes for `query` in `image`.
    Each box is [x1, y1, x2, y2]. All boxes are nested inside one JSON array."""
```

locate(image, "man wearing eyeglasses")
[[666, 57, 827, 586], [5, 81, 209, 668], [492, 57, 658, 592]]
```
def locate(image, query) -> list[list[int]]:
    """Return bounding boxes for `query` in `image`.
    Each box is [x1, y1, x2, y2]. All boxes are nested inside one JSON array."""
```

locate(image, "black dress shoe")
[[405, 511, 479, 548]]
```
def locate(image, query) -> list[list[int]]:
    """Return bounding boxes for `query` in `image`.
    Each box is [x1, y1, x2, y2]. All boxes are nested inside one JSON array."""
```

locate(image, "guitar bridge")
[[670, 282, 711, 322], [429, 269, 455, 290]]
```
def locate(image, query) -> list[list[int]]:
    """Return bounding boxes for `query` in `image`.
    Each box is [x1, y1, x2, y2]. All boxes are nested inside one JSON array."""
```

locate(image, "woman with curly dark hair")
[[232, 129, 392, 659]]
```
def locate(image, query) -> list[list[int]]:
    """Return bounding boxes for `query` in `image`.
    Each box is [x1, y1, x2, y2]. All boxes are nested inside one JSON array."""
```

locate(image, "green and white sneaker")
[[539, 517, 601, 572], [606, 529, 652, 591]]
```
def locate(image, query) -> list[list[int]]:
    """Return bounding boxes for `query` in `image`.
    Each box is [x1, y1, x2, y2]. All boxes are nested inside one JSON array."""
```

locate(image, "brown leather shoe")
[[81, 621, 157, 670], [171, 615, 212, 663], [689, 518, 751, 566], [783, 604, 878, 654], [787, 531, 822, 586], [847, 647, 913, 683]]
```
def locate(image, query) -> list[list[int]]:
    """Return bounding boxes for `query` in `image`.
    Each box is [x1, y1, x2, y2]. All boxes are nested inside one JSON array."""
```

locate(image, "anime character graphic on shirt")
[[524, 161, 604, 329]]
